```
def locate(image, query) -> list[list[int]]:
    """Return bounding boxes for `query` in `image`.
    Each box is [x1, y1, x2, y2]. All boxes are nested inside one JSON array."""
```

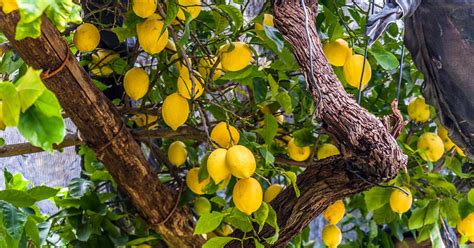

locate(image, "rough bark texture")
[[229, 0, 408, 247], [0, 12, 203, 248]]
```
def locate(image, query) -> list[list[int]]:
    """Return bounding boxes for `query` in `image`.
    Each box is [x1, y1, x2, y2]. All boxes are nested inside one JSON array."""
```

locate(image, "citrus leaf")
[[217, 5, 243, 34], [468, 189, 474, 205], [370, 47, 399, 70], [285, 171, 300, 197], [27, 186, 59, 201], [264, 26, 284, 52], [264, 205, 279, 244], [202, 237, 236, 248], [0, 201, 28, 240], [194, 211, 226, 235], [276, 91, 292, 114], [254, 202, 269, 232], [364, 187, 391, 211], [0, 190, 36, 207], [15, 67, 45, 112], [68, 178, 94, 199], [224, 208, 252, 232], [24, 217, 40, 247], [0, 81, 21, 126], [262, 113, 278, 145]]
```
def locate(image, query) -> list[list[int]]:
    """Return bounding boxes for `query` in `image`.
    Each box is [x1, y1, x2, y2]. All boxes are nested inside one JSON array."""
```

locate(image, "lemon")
[[137, 14, 168, 54], [255, 14, 274, 30], [218, 42, 252, 72], [207, 148, 231, 184], [469, 235, 474, 243], [124, 67, 149, 100], [210, 122, 240, 148], [287, 138, 311, 161], [168, 141, 187, 167], [437, 126, 465, 156], [132, 0, 157, 18], [232, 177, 263, 215], [73, 23, 100, 52], [162, 93, 189, 130], [186, 168, 210, 195], [166, 39, 177, 52], [226, 145, 256, 179], [193, 196, 211, 216], [2, 0, 18, 14], [264, 184, 283, 203], [0, 102, 5, 130], [177, 67, 205, 99], [343, 54, 372, 89], [407, 97, 430, 123], [90, 49, 120, 77], [176, 0, 201, 21], [323, 39, 352, 67], [322, 224, 342, 248], [389, 187, 412, 214], [317, 144, 340, 160], [457, 213, 474, 237], [216, 224, 234, 236], [323, 200, 345, 224], [198, 56, 222, 81], [417, 132, 444, 162], [134, 114, 158, 129]]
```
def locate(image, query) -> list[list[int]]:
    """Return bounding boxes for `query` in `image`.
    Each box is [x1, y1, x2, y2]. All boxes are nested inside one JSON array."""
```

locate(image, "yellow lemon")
[[198, 56, 222, 81], [73, 23, 100, 52], [255, 13, 274, 30], [207, 148, 231, 184], [323, 39, 352, 67], [343, 54, 372, 89], [232, 177, 263, 215], [457, 213, 474, 237], [264, 184, 283, 203], [407, 96, 430, 123], [166, 39, 177, 52], [437, 126, 465, 156], [322, 224, 342, 248], [137, 14, 168, 54], [216, 224, 234, 236], [323, 200, 345, 224], [417, 132, 444, 162], [226, 145, 256, 179], [389, 187, 412, 214], [132, 0, 157, 18], [210, 122, 240, 148], [177, 67, 205, 99], [90, 49, 120, 77], [168, 141, 187, 167], [162, 92, 189, 130], [0, 102, 5, 130], [170, 53, 193, 70], [469, 235, 474, 243], [124, 67, 149, 100], [193, 196, 211, 216], [186, 168, 210, 195], [176, 0, 201, 21], [287, 138, 311, 161], [134, 114, 158, 129], [2, 0, 18, 14], [218, 42, 252, 72], [317, 144, 340, 160]]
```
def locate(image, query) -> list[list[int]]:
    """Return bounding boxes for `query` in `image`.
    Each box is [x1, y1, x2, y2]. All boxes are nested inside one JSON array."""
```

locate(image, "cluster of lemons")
[[321, 200, 345, 248], [323, 39, 372, 89], [287, 138, 340, 162]]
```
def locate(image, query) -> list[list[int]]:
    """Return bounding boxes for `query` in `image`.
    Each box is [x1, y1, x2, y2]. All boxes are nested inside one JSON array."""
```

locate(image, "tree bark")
[[0, 12, 203, 248]]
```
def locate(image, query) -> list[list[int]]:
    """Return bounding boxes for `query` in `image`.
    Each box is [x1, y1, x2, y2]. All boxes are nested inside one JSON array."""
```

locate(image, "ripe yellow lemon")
[[218, 42, 252, 72], [264, 184, 283, 203], [437, 126, 465, 156], [124, 67, 149, 100], [389, 187, 412, 214], [90, 49, 120, 77], [323, 39, 352, 67], [137, 14, 168, 54], [469, 235, 474, 243], [255, 14, 274, 30], [166, 39, 177, 52], [186, 168, 210, 195], [323, 200, 345, 224], [132, 0, 157, 18], [73, 23, 100, 52], [162, 93, 189, 130], [207, 148, 231, 184], [417, 132, 444, 162], [2, 0, 18, 14], [322, 224, 342, 248], [198, 56, 222, 81], [232, 177, 263, 215], [287, 138, 311, 161], [226, 145, 256, 179], [193, 196, 211, 216], [177, 67, 205, 99], [317, 144, 340, 160], [210, 122, 240, 148], [176, 0, 201, 21], [407, 97, 430, 123], [134, 114, 158, 129], [343, 54, 372, 89], [457, 213, 474, 237], [168, 141, 187, 167], [0, 102, 5, 130]]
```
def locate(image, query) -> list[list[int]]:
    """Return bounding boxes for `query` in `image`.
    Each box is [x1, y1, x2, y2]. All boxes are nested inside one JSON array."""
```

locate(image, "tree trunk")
[[0, 11, 203, 248]]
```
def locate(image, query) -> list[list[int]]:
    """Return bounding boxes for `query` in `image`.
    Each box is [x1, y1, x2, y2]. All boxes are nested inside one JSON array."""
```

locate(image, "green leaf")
[[0, 201, 28, 240], [254, 202, 269, 232], [225, 208, 252, 232], [440, 198, 460, 227], [27, 186, 59, 201], [264, 27, 284, 52], [220, 66, 254, 80], [267, 74, 279, 97], [364, 187, 391, 211], [276, 92, 292, 114], [38, 221, 51, 246], [210, 196, 227, 208], [34, 90, 62, 118], [15, 15, 42, 40], [0, 81, 21, 126], [76, 221, 93, 241], [126, 236, 159, 246], [202, 237, 236, 248], [429, 222, 445, 248], [44, 0, 82, 32], [370, 47, 399, 70], [194, 212, 226, 235], [372, 204, 396, 224], [293, 128, 315, 147], [408, 202, 439, 230], [15, 67, 46, 112], [285, 171, 300, 197], [254, 239, 265, 248], [264, 205, 279, 244], [262, 113, 278, 145], [164, 0, 179, 27], [217, 5, 243, 34], [68, 178, 94, 198], [468, 189, 474, 205], [0, 190, 36, 207], [24, 217, 40, 247]]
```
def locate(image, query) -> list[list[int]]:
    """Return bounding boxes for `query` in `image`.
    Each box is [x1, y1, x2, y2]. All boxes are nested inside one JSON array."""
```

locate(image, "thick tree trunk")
[[0, 12, 203, 248]]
